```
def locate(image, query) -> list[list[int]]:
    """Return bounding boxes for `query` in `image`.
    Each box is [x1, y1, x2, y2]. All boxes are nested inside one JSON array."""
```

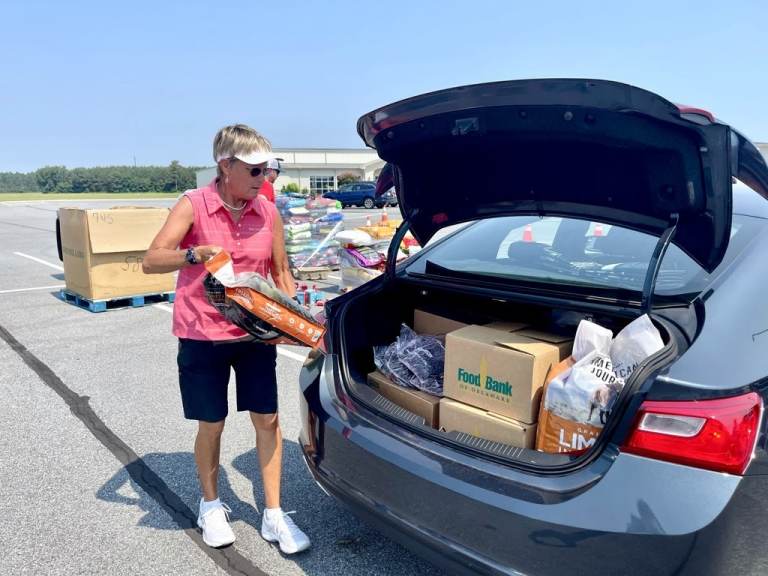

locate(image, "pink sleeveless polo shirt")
[[172, 179, 276, 341]]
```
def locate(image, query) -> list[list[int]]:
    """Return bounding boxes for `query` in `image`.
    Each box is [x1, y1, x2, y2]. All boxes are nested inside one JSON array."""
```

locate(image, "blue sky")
[[2, 0, 767, 172]]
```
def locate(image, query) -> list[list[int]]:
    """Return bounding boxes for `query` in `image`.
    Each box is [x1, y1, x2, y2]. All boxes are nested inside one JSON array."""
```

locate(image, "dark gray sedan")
[[299, 79, 768, 575]]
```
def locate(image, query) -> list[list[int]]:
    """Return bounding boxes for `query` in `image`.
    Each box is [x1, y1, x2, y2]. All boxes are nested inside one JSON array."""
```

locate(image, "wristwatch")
[[185, 246, 199, 265]]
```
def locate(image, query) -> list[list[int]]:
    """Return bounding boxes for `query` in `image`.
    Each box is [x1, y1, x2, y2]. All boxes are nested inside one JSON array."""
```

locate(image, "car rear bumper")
[[299, 355, 767, 575], [302, 444, 511, 575]]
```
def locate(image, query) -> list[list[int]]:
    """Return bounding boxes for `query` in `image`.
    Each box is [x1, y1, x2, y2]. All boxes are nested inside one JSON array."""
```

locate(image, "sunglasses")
[[230, 158, 266, 177]]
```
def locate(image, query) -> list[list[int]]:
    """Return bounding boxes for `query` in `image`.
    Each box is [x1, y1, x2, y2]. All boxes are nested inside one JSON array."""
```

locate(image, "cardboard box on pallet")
[[58, 207, 175, 301], [439, 398, 537, 449], [443, 325, 572, 424], [367, 371, 440, 428]]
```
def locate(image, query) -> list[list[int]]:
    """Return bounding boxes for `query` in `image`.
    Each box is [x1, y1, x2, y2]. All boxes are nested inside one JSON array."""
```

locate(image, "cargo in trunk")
[[338, 280, 671, 467]]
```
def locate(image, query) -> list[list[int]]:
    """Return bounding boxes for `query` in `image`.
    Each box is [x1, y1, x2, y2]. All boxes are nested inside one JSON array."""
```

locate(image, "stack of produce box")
[[276, 195, 343, 273]]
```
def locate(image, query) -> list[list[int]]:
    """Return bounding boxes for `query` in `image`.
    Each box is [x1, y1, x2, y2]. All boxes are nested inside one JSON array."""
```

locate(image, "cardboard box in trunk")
[[364, 310, 467, 427], [439, 398, 537, 449], [58, 207, 175, 300], [413, 309, 469, 335], [443, 325, 572, 424], [367, 371, 440, 428]]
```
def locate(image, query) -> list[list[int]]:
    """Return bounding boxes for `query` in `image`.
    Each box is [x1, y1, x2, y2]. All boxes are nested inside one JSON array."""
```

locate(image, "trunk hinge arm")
[[386, 221, 411, 278], [641, 213, 679, 313]]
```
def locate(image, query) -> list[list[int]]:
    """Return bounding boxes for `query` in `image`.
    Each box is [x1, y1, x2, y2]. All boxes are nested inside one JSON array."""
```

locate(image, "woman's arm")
[[142, 197, 220, 274], [270, 214, 297, 298]]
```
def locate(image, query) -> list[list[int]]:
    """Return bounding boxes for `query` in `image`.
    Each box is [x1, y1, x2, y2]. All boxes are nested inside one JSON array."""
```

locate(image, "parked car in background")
[[323, 181, 390, 208], [299, 79, 768, 575]]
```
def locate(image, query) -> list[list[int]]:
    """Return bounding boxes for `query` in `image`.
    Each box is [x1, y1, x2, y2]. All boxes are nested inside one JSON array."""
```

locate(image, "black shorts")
[[177, 338, 278, 422]]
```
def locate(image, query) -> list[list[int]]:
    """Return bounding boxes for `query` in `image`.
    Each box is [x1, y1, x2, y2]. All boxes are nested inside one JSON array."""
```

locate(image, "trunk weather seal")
[[386, 221, 411, 279], [641, 214, 679, 314]]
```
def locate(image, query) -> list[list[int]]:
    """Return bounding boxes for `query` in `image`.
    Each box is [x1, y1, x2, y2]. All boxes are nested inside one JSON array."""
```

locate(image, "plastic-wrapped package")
[[305, 197, 337, 210], [373, 329, 413, 385], [336, 229, 374, 247], [610, 314, 664, 380], [572, 320, 613, 361], [277, 195, 345, 272], [372, 324, 446, 396], [285, 222, 311, 234], [398, 335, 445, 395], [285, 231, 312, 244], [344, 246, 383, 268]]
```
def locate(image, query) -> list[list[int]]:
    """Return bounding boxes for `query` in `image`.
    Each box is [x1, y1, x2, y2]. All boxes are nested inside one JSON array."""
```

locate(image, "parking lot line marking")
[[277, 346, 308, 362], [0, 284, 65, 295], [0, 321, 269, 576], [326, 274, 341, 281], [152, 304, 308, 362], [13, 251, 64, 271]]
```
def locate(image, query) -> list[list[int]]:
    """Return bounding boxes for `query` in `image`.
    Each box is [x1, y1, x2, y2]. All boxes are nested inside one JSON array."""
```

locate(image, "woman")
[[143, 124, 309, 553]]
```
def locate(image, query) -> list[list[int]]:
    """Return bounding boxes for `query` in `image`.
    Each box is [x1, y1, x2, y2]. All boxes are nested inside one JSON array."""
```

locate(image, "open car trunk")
[[332, 79, 767, 470], [332, 274, 683, 469]]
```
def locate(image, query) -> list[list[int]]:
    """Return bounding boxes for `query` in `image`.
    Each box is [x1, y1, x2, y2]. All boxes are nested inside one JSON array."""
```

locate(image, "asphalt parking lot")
[[0, 198, 444, 576]]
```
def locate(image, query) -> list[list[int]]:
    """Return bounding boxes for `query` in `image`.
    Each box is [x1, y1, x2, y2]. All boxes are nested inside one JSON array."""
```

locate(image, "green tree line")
[[0, 161, 201, 193]]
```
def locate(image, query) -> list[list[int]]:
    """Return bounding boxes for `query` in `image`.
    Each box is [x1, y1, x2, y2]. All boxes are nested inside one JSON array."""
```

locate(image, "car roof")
[[734, 183, 768, 218]]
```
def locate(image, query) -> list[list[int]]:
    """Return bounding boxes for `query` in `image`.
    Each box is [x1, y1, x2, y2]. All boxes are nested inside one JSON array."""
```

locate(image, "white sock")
[[200, 497, 221, 514], [264, 507, 283, 520]]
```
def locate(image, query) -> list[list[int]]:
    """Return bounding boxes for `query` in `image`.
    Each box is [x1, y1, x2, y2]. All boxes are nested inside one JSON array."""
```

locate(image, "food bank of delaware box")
[[443, 325, 572, 424], [439, 398, 536, 449], [58, 207, 175, 300]]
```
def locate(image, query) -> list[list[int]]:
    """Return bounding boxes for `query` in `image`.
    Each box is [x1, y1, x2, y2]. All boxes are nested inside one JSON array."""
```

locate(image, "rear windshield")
[[409, 214, 763, 297]]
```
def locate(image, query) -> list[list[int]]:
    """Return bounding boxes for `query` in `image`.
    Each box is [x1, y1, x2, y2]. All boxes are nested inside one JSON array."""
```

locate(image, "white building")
[[197, 143, 768, 194], [196, 148, 385, 195]]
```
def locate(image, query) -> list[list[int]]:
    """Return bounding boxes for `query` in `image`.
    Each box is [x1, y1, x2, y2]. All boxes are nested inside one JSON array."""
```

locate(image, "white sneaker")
[[197, 499, 236, 548], [260, 509, 311, 554]]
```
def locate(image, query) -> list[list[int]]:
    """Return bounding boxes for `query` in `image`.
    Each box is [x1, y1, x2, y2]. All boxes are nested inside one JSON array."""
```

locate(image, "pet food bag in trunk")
[[203, 250, 325, 348], [536, 316, 663, 454]]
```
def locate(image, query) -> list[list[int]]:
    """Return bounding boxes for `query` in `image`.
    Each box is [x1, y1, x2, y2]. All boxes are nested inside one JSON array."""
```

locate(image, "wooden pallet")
[[292, 266, 338, 281], [59, 289, 175, 313]]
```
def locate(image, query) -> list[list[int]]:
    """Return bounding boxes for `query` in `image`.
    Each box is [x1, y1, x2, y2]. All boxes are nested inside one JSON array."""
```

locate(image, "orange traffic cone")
[[365, 215, 372, 227], [523, 224, 534, 242], [380, 208, 389, 224], [594, 223, 604, 237]]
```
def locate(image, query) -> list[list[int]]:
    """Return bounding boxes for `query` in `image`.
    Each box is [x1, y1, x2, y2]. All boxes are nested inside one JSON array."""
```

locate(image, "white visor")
[[215, 150, 275, 165]]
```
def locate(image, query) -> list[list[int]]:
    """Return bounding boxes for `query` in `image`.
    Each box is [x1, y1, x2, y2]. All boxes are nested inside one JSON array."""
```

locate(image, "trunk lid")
[[359, 79, 737, 272]]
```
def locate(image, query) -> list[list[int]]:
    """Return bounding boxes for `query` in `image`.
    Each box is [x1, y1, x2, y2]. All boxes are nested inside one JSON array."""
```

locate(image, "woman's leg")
[[233, 342, 280, 507], [195, 419, 226, 501], [249, 412, 282, 509]]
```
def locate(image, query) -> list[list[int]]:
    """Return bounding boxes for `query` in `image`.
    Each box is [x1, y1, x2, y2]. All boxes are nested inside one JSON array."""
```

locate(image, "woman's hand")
[[194, 245, 222, 263]]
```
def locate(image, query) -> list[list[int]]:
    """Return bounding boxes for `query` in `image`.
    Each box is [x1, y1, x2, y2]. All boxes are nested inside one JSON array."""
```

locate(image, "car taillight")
[[622, 392, 762, 475]]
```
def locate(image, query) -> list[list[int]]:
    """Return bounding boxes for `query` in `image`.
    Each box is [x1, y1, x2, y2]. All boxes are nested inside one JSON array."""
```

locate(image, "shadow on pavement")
[[232, 442, 446, 575], [96, 443, 445, 575], [96, 451, 258, 531]]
